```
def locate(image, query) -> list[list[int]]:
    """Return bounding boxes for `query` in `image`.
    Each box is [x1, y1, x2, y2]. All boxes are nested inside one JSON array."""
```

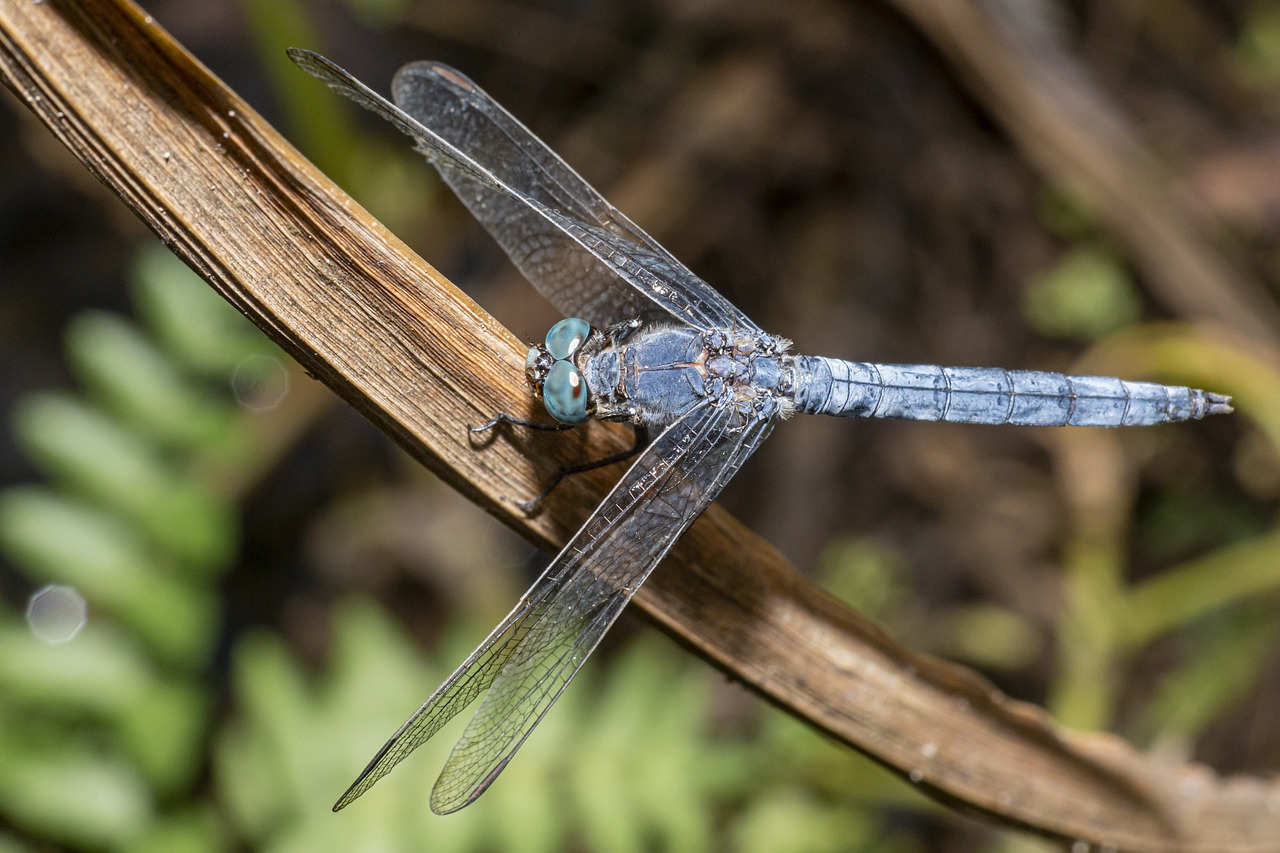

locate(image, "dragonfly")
[[288, 49, 1232, 815]]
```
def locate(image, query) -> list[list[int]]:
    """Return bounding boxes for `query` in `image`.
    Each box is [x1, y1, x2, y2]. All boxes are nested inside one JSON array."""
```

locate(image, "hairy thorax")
[[580, 324, 796, 427]]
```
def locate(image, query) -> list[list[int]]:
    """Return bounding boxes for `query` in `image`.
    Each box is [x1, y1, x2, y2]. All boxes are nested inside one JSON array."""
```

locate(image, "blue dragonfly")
[[288, 49, 1232, 815]]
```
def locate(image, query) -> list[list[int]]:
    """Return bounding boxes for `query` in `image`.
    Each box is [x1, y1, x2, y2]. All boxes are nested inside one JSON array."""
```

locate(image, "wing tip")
[[430, 756, 511, 814], [331, 784, 360, 813], [285, 47, 328, 74], [428, 64, 477, 92], [392, 61, 479, 98]]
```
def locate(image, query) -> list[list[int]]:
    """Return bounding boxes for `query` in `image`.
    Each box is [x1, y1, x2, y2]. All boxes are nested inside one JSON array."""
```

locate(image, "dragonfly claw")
[[513, 493, 546, 515]]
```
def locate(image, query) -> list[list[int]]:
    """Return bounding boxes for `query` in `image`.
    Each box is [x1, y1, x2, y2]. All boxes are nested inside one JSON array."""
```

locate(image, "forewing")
[[330, 401, 772, 813], [331, 569, 566, 811], [429, 403, 775, 813], [287, 50, 758, 332], [390, 61, 759, 333]]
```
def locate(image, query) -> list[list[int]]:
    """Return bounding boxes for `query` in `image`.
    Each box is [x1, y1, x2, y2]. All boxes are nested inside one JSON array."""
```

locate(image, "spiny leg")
[[469, 412, 575, 435], [515, 425, 650, 514], [467, 415, 649, 513]]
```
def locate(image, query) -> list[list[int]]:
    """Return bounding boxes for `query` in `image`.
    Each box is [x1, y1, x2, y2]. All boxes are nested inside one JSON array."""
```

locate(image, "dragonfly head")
[[525, 317, 595, 424]]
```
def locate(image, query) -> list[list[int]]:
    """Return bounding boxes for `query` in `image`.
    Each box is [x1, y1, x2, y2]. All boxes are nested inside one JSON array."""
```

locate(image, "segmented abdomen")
[[791, 357, 1230, 426]]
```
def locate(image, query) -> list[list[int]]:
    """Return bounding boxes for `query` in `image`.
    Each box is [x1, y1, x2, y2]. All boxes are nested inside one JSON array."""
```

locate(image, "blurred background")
[[0, 0, 1276, 850]]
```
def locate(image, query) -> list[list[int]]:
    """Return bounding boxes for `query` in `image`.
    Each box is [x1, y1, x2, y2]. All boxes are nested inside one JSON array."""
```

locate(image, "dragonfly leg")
[[469, 412, 575, 435], [516, 425, 650, 514], [603, 318, 642, 344]]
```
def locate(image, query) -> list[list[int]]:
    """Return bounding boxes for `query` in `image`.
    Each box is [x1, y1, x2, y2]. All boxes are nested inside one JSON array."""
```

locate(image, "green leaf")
[[130, 244, 272, 378], [1235, 6, 1280, 84], [12, 393, 236, 571], [119, 680, 212, 795], [730, 790, 880, 853], [817, 536, 908, 620], [1122, 528, 1280, 649], [0, 620, 155, 716], [0, 488, 217, 667], [934, 604, 1041, 670], [216, 600, 453, 850], [64, 310, 242, 452], [1137, 607, 1279, 742], [0, 832, 33, 853], [239, 0, 358, 183], [1035, 184, 1098, 240], [216, 600, 760, 852], [0, 743, 153, 849], [1023, 247, 1142, 341], [131, 808, 227, 853]]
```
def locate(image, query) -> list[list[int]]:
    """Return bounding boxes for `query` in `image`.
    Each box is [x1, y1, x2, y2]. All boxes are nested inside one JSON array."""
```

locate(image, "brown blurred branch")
[[1, 0, 1277, 849], [889, 0, 1280, 346]]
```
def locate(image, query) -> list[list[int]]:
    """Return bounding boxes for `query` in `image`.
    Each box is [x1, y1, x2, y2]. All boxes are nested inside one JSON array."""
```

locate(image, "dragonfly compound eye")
[[542, 360, 591, 424], [544, 317, 592, 360]]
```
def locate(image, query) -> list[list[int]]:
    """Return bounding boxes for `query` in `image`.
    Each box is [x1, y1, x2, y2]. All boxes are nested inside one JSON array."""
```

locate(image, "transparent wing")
[[288, 49, 760, 333], [331, 402, 775, 813], [389, 61, 759, 333]]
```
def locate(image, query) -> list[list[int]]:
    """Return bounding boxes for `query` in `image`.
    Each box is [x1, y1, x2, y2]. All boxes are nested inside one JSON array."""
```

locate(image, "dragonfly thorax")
[[569, 323, 796, 427]]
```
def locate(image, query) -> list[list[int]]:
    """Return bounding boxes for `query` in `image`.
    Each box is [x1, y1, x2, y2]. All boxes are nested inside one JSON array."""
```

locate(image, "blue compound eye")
[[544, 317, 591, 361], [542, 360, 591, 424]]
